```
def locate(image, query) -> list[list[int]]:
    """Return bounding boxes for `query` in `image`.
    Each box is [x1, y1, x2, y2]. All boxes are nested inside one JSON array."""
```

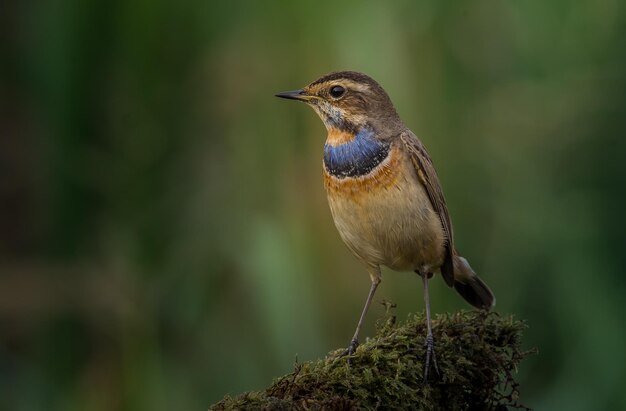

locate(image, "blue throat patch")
[[323, 128, 390, 178]]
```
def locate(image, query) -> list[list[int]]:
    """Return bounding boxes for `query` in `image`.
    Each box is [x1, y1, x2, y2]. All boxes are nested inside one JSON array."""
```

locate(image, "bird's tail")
[[452, 255, 495, 310]]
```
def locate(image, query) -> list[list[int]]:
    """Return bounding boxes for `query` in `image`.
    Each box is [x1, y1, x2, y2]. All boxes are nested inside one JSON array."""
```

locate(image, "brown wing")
[[400, 131, 455, 287]]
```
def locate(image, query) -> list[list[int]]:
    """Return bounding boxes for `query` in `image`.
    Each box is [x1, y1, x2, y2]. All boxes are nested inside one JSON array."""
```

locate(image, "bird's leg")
[[421, 271, 439, 381], [341, 267, 381, 357]]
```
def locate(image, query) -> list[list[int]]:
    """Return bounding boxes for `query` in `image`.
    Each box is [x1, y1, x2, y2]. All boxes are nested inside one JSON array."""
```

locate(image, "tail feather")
[[452, 255, 495, 310]]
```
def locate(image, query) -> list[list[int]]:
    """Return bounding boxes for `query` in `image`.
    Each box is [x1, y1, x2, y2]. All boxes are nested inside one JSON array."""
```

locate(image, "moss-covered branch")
[[210, 310, 534, 410]]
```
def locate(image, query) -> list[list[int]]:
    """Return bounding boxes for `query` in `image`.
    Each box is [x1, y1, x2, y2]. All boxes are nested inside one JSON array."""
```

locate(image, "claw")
[[423, 333, 439, 381], [340, 338, 359, 360]]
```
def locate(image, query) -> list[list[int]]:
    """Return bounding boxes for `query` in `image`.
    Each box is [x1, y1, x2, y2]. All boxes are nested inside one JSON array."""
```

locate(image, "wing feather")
[[400, 131, 455, 287]]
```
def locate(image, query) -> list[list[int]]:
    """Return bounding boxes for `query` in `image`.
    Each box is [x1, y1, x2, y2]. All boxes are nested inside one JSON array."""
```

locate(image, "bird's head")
[[275, 71, 404, 137]]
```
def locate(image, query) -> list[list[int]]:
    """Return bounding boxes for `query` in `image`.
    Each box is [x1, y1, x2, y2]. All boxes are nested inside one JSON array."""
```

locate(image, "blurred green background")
[[1, 0, 625, 410]]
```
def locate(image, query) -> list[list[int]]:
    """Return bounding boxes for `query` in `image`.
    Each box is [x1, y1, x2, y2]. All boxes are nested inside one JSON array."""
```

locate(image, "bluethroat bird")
[[275, 71, 495, 380]]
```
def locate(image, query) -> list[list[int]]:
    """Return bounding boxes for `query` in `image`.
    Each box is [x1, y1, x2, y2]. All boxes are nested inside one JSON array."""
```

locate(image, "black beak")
[[274, 89, 308, 101]]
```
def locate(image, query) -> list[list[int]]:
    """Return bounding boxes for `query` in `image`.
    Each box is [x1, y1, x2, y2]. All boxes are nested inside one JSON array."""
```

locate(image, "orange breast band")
[[324, 145, 403, 201], [326, 127, 356, 147]]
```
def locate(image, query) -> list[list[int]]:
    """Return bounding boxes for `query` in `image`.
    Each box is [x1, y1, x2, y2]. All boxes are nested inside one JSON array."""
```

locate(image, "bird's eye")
[[329, 85, 345, 98]]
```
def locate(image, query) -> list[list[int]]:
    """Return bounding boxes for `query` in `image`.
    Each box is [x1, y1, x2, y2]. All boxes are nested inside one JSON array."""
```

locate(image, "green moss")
[[210, 311, 535, 410]]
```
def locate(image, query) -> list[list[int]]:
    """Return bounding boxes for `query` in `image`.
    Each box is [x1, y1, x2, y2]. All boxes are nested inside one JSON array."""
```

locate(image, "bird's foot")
[[423, 333, 439, 381], [340, 338, 359, 358]]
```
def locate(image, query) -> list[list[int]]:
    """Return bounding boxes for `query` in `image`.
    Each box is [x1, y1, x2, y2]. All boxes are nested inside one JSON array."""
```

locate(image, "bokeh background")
[[2, 0, 625, 410]]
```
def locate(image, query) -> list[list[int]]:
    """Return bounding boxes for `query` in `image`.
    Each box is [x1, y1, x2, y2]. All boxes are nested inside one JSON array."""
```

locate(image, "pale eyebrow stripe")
[[311, 79, 371, 94], [341, 80, 370, 93]]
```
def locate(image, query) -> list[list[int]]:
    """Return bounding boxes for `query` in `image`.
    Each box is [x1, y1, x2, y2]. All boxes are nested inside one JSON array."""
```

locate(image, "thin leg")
[[342, 272, 381, 357], [421, 272, 439, 381]]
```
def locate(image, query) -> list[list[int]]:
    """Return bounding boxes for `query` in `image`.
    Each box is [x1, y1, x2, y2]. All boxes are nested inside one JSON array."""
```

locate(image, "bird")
[[275, 71, 495, 380]]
